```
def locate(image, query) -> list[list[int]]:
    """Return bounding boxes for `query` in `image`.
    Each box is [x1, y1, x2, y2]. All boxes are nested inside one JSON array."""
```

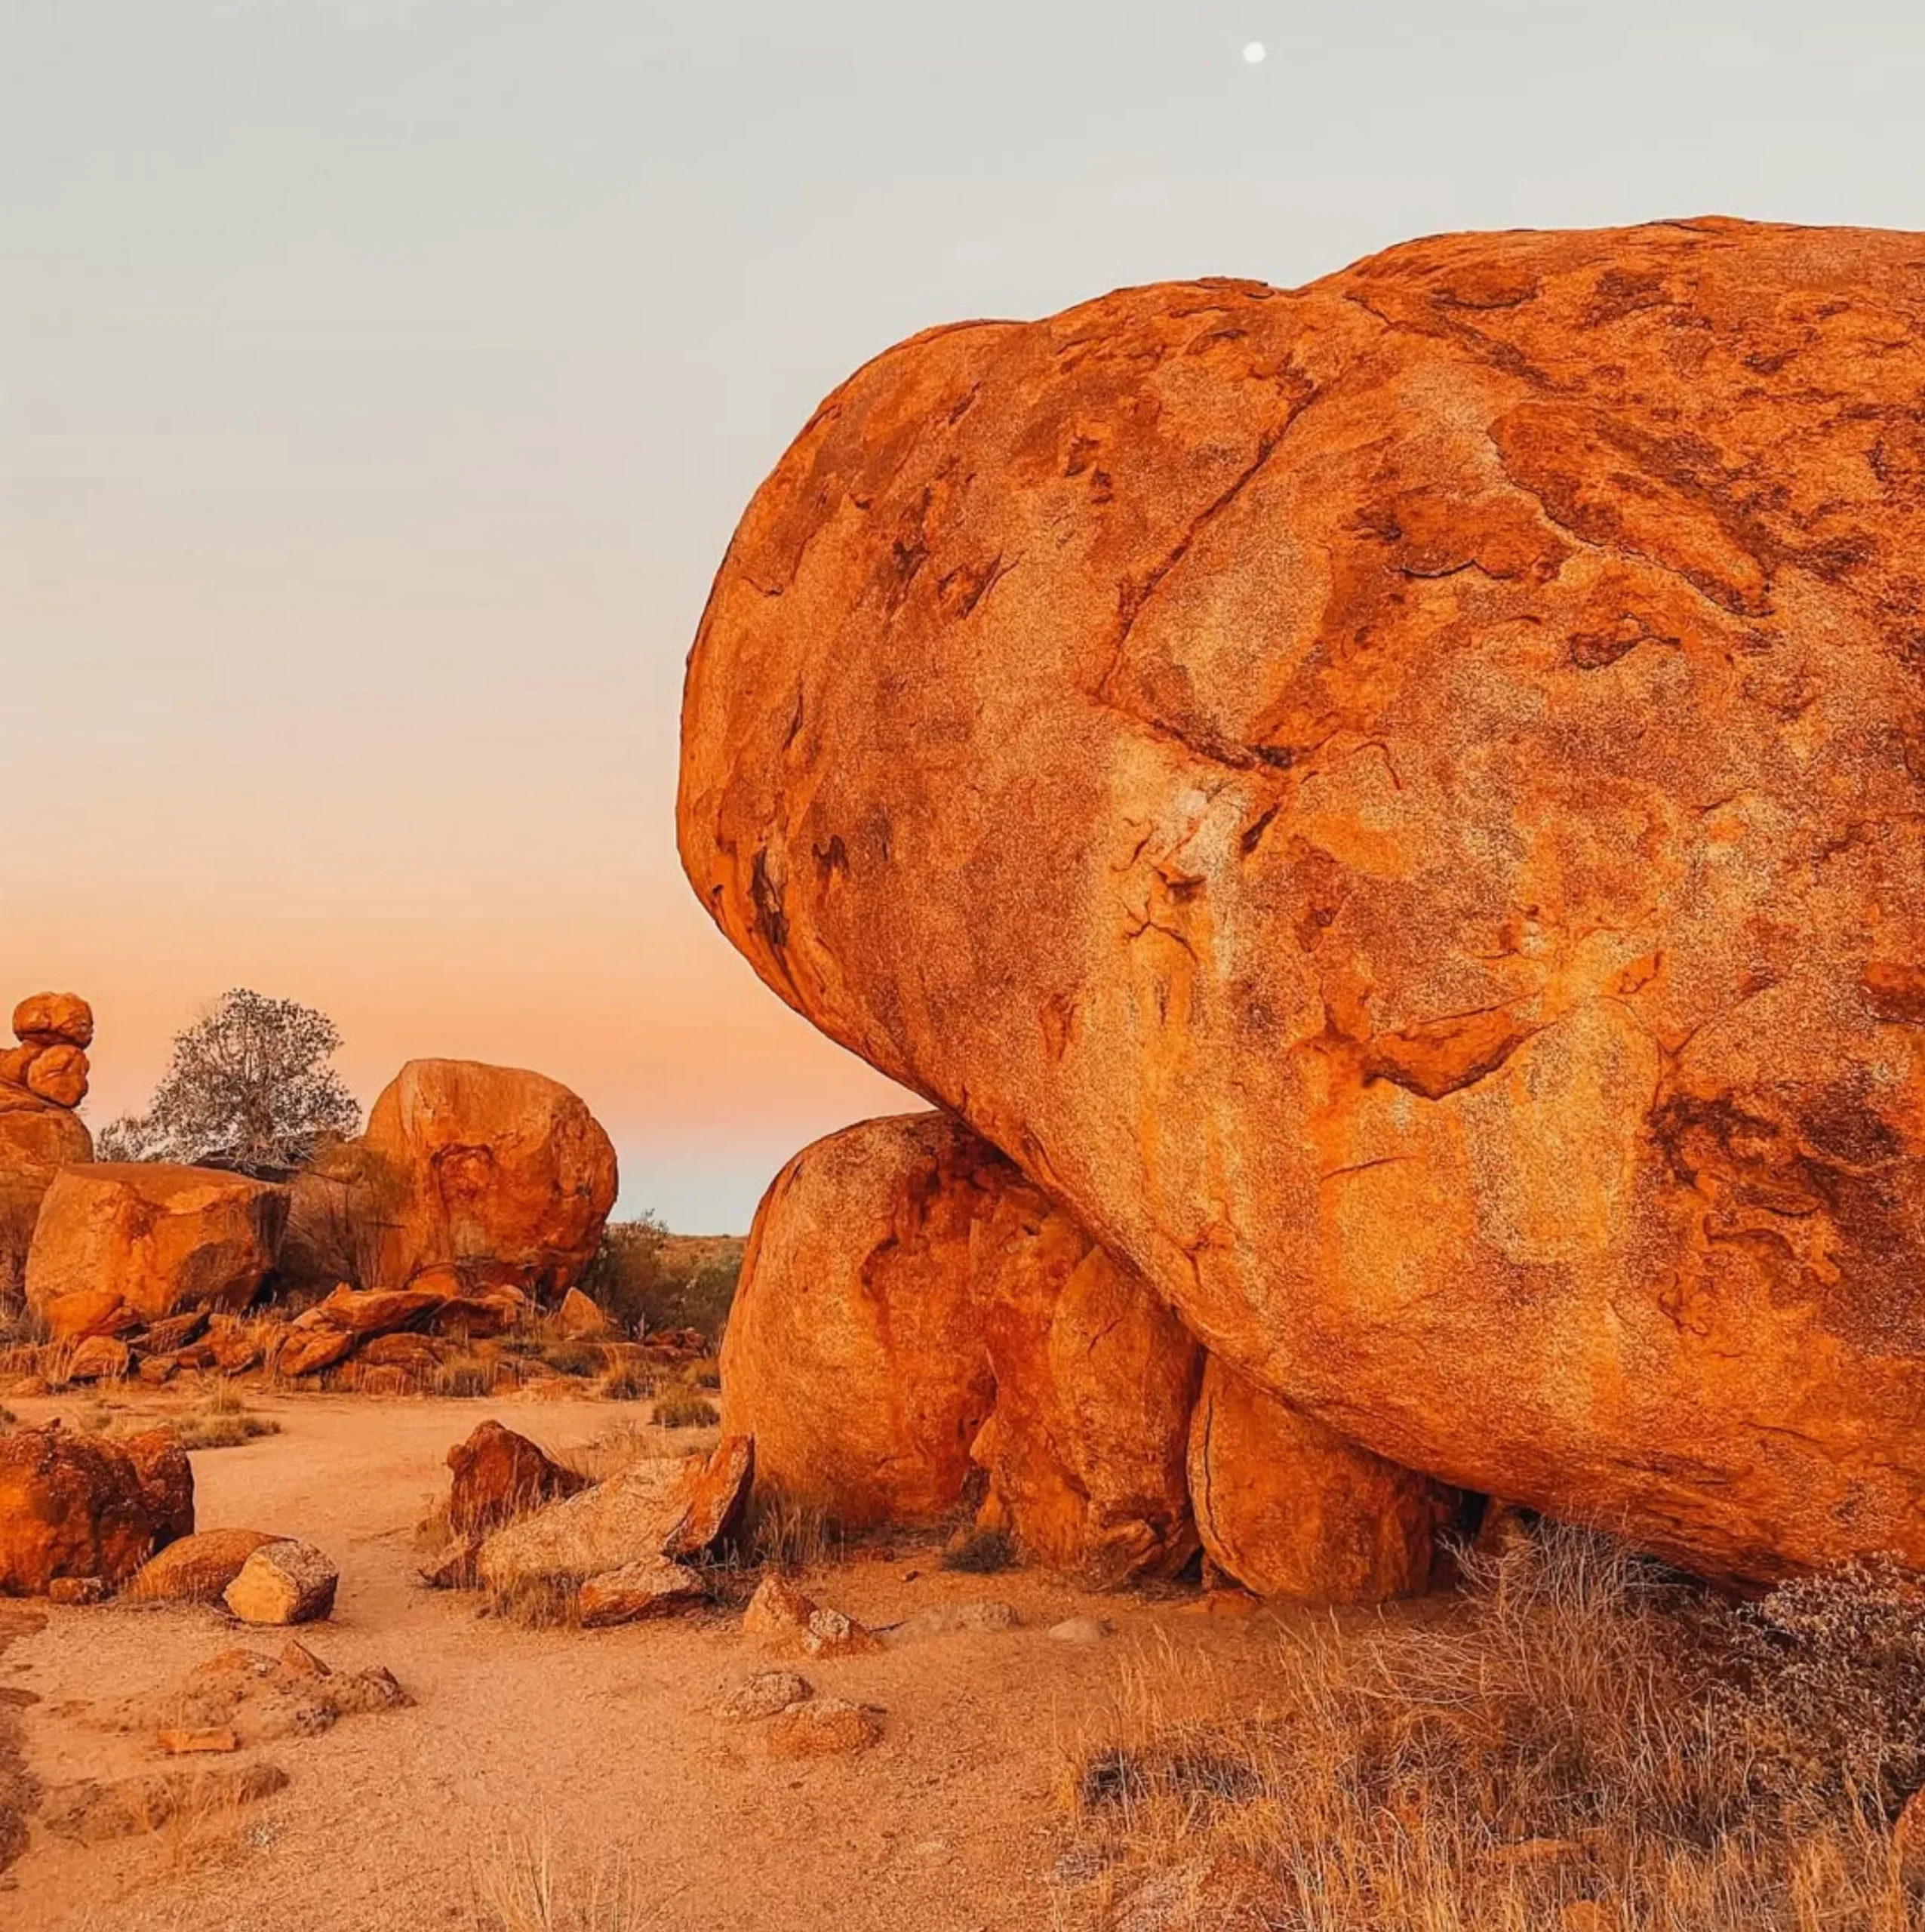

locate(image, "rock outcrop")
[[681, 220, 1925, 1586], [0, 1424, 192, 1595], [0, 992, 94, 1297], [26, 1163, 287, 1339], [723, 1113, 1201, 1582], [352, 1060, 618, 1299]]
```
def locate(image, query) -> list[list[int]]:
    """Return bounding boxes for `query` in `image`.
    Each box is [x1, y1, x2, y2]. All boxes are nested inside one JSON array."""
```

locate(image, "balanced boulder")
[[681, 219, 1925, 1586], [0, 991, 93, 1297], [721, 1114, 995, 1530], [26, 1164, 286, 1336]]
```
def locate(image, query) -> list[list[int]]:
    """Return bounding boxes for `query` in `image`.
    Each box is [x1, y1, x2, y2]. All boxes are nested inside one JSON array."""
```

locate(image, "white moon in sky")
[[1243, 41, 1266, 63]]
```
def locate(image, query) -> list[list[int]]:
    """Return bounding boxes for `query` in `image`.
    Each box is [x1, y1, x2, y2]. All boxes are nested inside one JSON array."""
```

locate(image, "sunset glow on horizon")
[[8, 2, 1917, 1229]]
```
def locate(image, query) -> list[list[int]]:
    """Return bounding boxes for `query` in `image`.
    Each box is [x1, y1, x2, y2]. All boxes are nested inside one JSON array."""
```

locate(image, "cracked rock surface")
[[681, 219, 1925, 1584]]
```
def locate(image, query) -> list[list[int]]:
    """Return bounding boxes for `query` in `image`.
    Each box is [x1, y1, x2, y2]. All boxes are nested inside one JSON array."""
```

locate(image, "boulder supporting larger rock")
[[680, 220, 1925, 1586], [26, 1164, 286, 1336], [723, 1113, 1198, 1583], [1188, 1356, 1459, 1604]]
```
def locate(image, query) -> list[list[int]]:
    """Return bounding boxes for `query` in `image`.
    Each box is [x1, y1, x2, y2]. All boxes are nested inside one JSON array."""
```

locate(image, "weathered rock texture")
[[722, 1113, 1199, 1580], [26, 1164, 286, 1338], [0, 1425, 192, 1595], [355, 1060, 618, 1299], [681, 220, 1925, 1585], [0, 992, 94, 1296], [1189, 1356, 1458, 1602]]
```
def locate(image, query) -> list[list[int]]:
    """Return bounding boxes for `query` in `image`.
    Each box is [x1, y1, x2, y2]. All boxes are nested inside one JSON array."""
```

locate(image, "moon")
[[1243, 41, 1266, 63]]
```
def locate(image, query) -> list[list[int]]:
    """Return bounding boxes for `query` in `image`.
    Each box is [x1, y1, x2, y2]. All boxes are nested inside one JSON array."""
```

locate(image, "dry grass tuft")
[[167, 1383, 281, 1451], [942, 1527, 1015, 1575], [1059, 1525, 1925, 1931], [652, 1390, 718, 1431], [743, 1493, 836, 1575], [470, 1828, 660, 1930]]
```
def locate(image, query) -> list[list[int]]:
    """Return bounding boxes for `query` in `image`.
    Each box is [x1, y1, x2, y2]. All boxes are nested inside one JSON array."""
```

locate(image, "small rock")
[[155, 1727, 238, 1755], [555, 1287, 610, 1340], [42, 1762, 289, 1844], [1047, 1617, 1112, 1644], [577, 1556, 706, 1629], [47, 1576, 109, 1607], [63, 1334, 130, 1383], [445, 1420, 586, 1538], [743, 1574, 816, 1638], [223, 1540, 338, 1626], [1179, 1587, 1262, 1620], [884, 1600, 1020, 1644], [764, 1696, 882, 1759], [713, 1669, 813, 1722], [801, 1607, 882, 1657], [128, 1528, 280, 1604]]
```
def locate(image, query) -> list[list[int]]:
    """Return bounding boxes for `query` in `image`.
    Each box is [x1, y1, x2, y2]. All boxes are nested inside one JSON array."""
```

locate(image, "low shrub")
[[653, 1391, 719, 1430]]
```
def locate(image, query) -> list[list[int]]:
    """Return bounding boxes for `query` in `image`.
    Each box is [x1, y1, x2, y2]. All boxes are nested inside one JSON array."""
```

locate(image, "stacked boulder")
[[0, 993, 94, 1296], [681, 219, 1925, 1592], [724, 1114, 1459, 1598]]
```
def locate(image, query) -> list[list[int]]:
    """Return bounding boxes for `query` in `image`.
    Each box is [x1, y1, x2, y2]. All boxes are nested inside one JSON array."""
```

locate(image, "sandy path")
[[0, 1395, 1277, 1931]]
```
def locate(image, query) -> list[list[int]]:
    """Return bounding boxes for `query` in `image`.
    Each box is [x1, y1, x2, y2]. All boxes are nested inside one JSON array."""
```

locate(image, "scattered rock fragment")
[[556, 1287, 609, 1340], [1047, 1617, 1112, 1645], [109, 1640, 406, 1747], [43, 1761, 289, 1844], [713, 1669, 812, 1723], [801, 1607, 882, 1658], [63, 1334, 131, 1383], [577, 1556, 706, 1629], [128, 1528, 281, 1604], [764, 1697, 882, 1759], [742, 1575, 815, 1639], [883, 1600, 1020, 1644], [223, 1540, 338, 1626], [47, 1577, 109, 1607]]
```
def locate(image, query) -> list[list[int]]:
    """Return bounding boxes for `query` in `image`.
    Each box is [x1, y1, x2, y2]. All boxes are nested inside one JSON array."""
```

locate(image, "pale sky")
[[5, 1, 1923, 1229]]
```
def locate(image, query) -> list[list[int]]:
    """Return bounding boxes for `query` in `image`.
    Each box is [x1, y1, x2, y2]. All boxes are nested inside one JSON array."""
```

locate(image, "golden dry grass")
[[470, 1829, 661, 1930], [1058, 1527, 1925, 1932]]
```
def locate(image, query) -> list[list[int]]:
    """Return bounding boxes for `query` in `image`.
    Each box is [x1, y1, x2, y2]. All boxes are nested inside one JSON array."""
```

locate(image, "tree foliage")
[[98, 988, 361, 1177]]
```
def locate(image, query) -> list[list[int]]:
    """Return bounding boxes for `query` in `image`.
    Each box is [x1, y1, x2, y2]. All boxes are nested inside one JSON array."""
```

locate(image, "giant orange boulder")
[[25, 1164, 286, 1334], [0, 992, 94, 1296], [356, 1060, 617, 1299], [723, 1112, 1199, 1580], [681, 220, 1925, 1586]]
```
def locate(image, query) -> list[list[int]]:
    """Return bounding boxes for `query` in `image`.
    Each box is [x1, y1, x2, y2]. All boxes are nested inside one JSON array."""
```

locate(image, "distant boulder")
[[25, 1163, 286, 1337], [287, 1060, 617, 1302]]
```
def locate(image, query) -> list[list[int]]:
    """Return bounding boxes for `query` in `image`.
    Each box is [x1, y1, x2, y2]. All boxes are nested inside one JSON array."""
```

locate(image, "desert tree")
[[97, 987, 361, 1177]]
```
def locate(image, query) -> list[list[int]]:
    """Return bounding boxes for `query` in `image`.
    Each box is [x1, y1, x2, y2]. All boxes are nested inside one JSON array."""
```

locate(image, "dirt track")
[[1, 1393, 1279, 1932]]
